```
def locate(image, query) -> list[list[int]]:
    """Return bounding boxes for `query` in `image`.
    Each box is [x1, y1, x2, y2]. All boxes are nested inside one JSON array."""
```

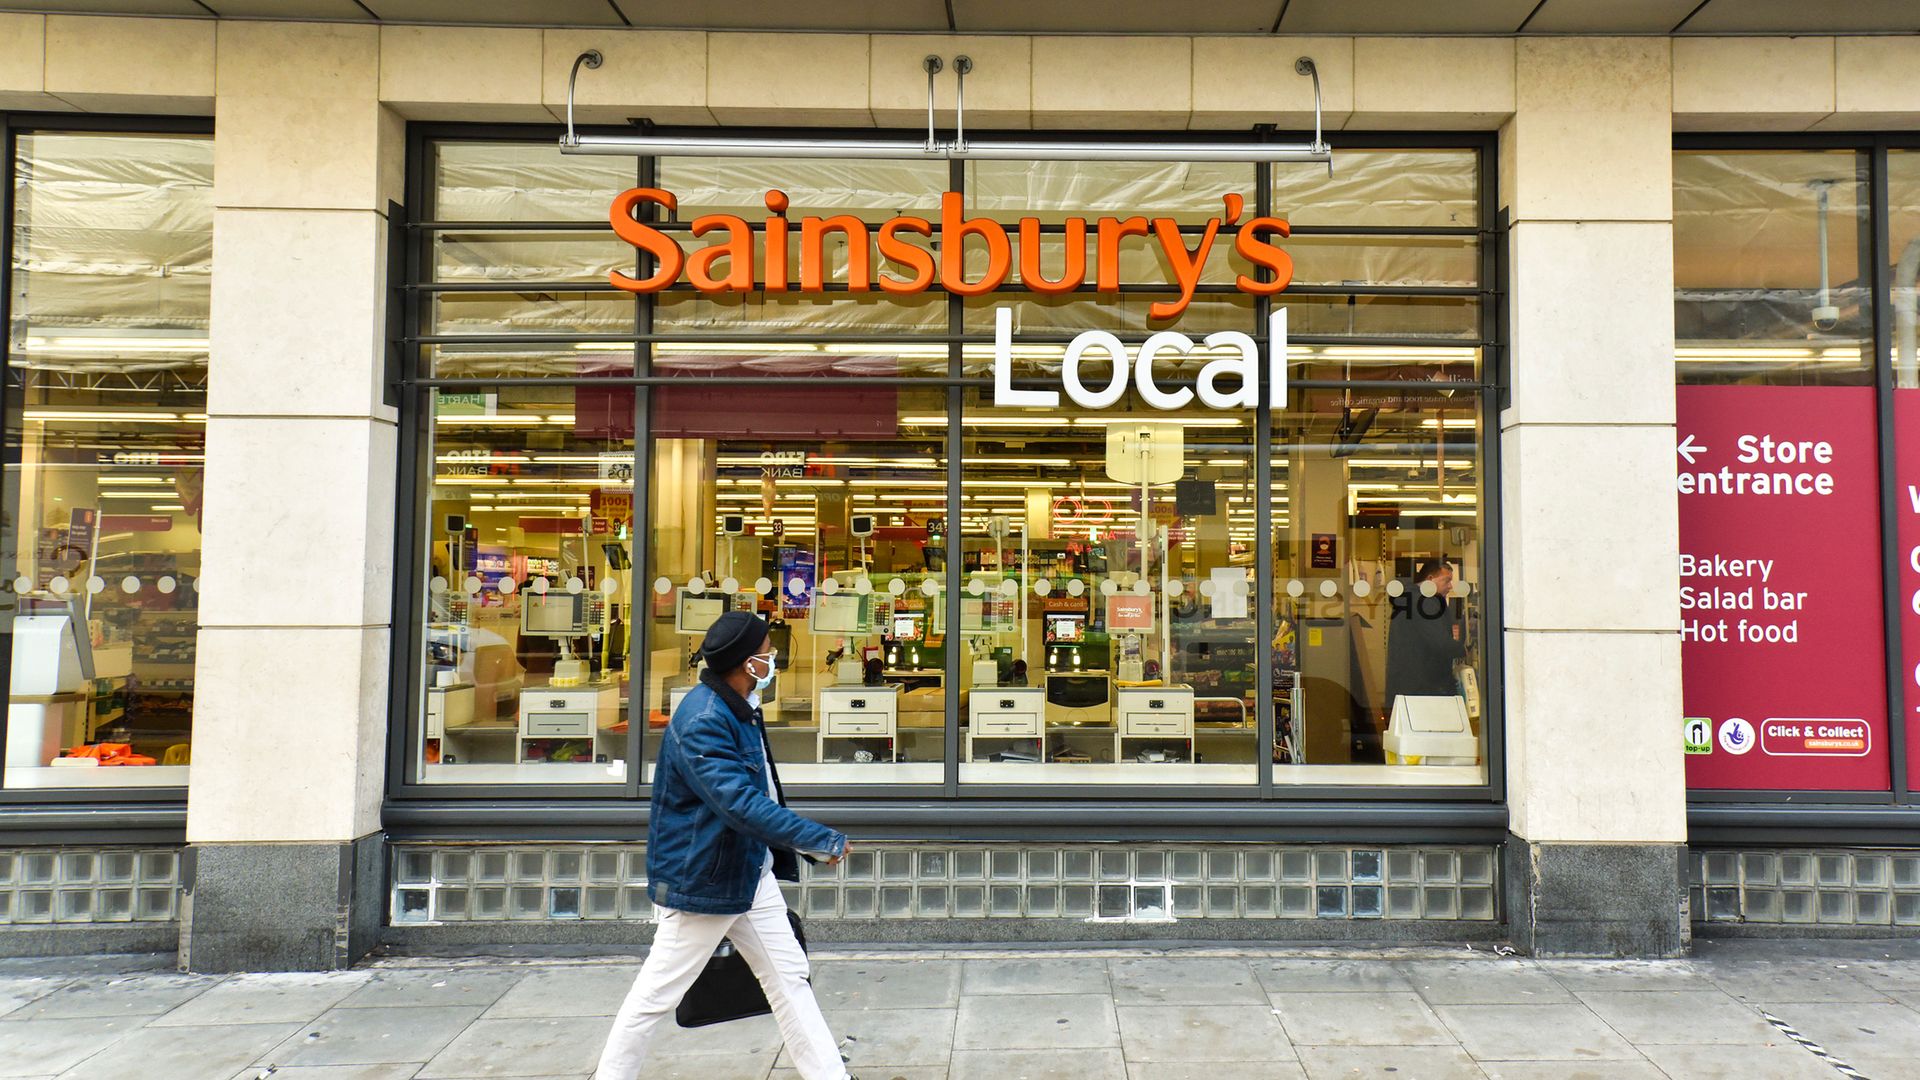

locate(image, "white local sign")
[[991, 306, 1288, 410]]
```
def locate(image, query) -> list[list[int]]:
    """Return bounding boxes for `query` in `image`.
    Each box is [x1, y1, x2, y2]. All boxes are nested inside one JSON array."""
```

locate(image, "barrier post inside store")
[[1498, 37, 1689, 956], [179, 22, 402, 972]]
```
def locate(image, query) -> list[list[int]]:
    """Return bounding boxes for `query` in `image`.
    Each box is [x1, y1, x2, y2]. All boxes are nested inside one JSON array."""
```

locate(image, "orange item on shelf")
[[62, 743, 157, 767]]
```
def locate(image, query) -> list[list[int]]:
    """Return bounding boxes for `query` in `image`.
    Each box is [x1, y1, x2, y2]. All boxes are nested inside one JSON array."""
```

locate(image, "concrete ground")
[[1, 939, 1918, 1080]]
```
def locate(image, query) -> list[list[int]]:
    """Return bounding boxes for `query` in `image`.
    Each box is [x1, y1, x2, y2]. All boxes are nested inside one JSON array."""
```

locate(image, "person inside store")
[[1384, 558, 1465, 715], [595, 611, 852, 1080]]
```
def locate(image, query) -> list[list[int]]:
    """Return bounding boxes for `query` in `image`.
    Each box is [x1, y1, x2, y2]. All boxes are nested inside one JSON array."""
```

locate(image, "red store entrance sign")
[[1677, 384, 1890, 791], [1898, 389, 1920, 791]]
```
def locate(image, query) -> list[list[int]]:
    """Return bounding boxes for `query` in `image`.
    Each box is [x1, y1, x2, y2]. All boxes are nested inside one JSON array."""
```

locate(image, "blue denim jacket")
[[646, 669, 847, 915]]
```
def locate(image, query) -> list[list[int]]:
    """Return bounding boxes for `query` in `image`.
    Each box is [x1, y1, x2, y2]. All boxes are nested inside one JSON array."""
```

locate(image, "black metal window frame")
[[383, 122, 1508, 841], [1678, 132, 1920, 844], [0, 114, 211, 841]]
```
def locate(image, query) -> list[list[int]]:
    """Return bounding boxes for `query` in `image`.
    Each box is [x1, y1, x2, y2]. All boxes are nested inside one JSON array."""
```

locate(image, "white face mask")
[[745, 650, 777, 706]]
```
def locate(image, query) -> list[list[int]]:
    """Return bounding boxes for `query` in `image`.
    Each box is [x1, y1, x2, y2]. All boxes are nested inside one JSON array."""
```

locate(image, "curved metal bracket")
[[1294, 56, 1330, 175], [953, 55, 973, 154], [923, 55, 944, 153], [564, 50, 603, 148]]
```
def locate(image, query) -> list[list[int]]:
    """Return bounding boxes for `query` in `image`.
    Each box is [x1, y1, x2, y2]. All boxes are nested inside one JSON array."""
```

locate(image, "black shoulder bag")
[[674, 909, 809, 1028]]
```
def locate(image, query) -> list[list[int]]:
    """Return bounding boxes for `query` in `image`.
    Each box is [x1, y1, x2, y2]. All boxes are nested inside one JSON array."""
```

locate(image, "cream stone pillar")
[[181, 22, 403, 972], [1498, 38, 1688, 956]]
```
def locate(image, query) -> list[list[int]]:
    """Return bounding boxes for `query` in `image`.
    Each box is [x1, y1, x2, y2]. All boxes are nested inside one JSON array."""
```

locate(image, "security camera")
[[1812, 306, 1840, 332]]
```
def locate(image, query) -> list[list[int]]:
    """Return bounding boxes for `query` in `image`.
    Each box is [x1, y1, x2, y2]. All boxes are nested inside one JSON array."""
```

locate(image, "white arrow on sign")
[[1677, 434, 1707, 465]]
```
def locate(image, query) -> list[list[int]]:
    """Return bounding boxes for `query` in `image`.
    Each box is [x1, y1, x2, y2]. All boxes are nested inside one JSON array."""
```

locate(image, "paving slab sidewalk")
[[0, 938, 1916, 1080]]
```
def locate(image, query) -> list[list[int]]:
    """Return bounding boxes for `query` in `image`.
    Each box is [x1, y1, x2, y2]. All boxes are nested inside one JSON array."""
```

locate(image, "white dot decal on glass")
[[968, 578, 986, 596], [1133, 579, 1151, 595], [1419, 580, 1438, 598], [1353, 578, 1372, 598], [50, 576, 70, 596], [653, 576, 672, 595], [1099, 580, 1117, 596], [566, 577, 584, 594], [430, 576, 449, 594], [755, 577, 773, 595], [121, 576, 142, 595], [788, 577, 807, 597], [888, 577, 907, 596], [87, 576, 106, 595], [720, 577, 739, 594], [533, 577, 550, 595], [999, 579, 1019, 597], [1286, 579, 1305, 598], [1199, 579, 1216, 597], [157, 576, 177, 595], [499, 577, 517, 595], [685, 577, 705, 595], [1385, 579, 1405, 598], [601, 576, 620, 596], [192, 577, 202, 593], [1232, 580, 1249, 597], [855, 577, 873, 595], [920, 578, 940, 597], [1066, 579, 1085, 597], [1034, 578, 1052, 596], [465, 576, 483, 595], [1456, 580, 1473, 598], [1319, 579, 1338, 598], [821, 578, 840, 595], [12, 576, 30, 594], [1168, 580, 1184, 597]]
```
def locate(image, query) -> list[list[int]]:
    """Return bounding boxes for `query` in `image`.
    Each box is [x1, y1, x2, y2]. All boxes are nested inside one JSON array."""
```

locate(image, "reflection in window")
[[4, 131, 211, 790]]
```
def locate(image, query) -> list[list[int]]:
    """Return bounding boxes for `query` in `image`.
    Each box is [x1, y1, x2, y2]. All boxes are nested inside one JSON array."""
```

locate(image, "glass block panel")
[[1816, 891, 1852, 923], [1098, 884, 1132, 919], [1206, 886, 1239, 917], [1171, 850, 1203, 881], [24, 854, 56, 885], [991, 850, 1022, 881], [97, 888, 134, 922], [440, 887, 471, 920], [621, 887, 652, 920], [1208, 851, 1240, 882], [1134, 885, 1169, 921], [1740, 853, 1777, 886], [1386, 851, 1418, 882], [18, 890, 54, 922], [952, 885, 985, 918], [918, 852, 948, 880], [1894, 892, 1920, 926], [1280, 886, 1313, 918], [1243, 851, 1275, 882], [0, 853, 12, 883], [55, 889, 93, 922], [1687, 853, 1707, 886], [1689, 888, 1705, 922], [845, 850, 877, 881], [1352, 885, 1384, 918], [584, 886, 619, 919], [989, 885, 1022, 918], [1815, 855, 1849, 887], [805, 887, 840, 918], [842, 886, 877, 919], [1423, 851, 1456, 884], [1459, 887, 1496, 921], [1099, 851, 1131, 881], [135, 887, 175, 920], [510, 886, 546, 919], [586, 852, 621, 883], [1316, 886, 1349, 917], [1136, 851, 1167, 881], [477, 852, 509, 882], [1027, 885, 1060, 917], [59, 853, 96, 884], [1894, 858, 1920, 889], [952, 850, 985, 880], [1855, 891, 1891, 925], [550, 887, 582, 919], [1781, 889, 1815, 923], [1280, 851, 1311, 882], [395, 888, 431, 923], [139, 851, 176, 883], [624, 851, 650, 881], [1854, 856, 1889, 888], [1779, 854, 1812, 885], [1351, 851, 1383, 883], [879, 886, 914, 918], [1742, 888, 1780, 922], [1061, 884, 1095, 918], [780, 884, 801, 909], [1026, 851, 1058, 880], [552, 852, 584, 881], [440, 851, 474, 883], [514, 852, 548, 881], [1063, 850, 1096, 881], [0, 891, 15, 921], [1704, 852, 1739, 884], [1706, 888, 1742, 921], [881, 851, 914, 881], [1423, 887, 1458, 919], [1314, 851, 1347, 882], [1171, 885, 1204, 918], [399, 851, 435, 885], [1387, 885, 1421, 918], [1243, 885, 1277, 918], [105, 853, 139, 883], [1460, 850, 1494, 885]]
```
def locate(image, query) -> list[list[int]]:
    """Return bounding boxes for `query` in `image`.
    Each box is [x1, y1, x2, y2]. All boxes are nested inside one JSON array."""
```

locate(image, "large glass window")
[[400, 136, 1493, 795], [3, 128, 211, 791]]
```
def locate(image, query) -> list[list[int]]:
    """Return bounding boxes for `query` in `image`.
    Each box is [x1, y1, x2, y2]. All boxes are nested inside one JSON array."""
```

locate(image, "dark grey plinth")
[[179, 834, 385, 973], [1505, 834, 1686, 958]]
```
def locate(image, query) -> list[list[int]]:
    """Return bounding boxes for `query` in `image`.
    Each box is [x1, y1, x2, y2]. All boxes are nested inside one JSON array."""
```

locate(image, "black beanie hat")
[[700, 610, 769, 673]]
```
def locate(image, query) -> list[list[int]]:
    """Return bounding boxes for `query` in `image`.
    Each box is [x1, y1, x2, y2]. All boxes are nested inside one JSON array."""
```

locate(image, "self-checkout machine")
[[515, 573, 618, 764], [965, 516, 1046, 760], [816, 515, 898, 763], [1105, 423, 1196, 763], [5, 600, 95, 770]]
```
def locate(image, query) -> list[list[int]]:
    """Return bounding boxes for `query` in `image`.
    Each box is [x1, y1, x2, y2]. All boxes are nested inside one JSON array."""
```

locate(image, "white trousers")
[[594, 869, 846, 1080]]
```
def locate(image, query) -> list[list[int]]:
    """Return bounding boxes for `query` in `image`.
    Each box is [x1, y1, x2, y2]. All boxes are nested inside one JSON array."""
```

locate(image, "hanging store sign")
[[607, 188, 1292, 411], [1676, 384, 1890, 791]]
